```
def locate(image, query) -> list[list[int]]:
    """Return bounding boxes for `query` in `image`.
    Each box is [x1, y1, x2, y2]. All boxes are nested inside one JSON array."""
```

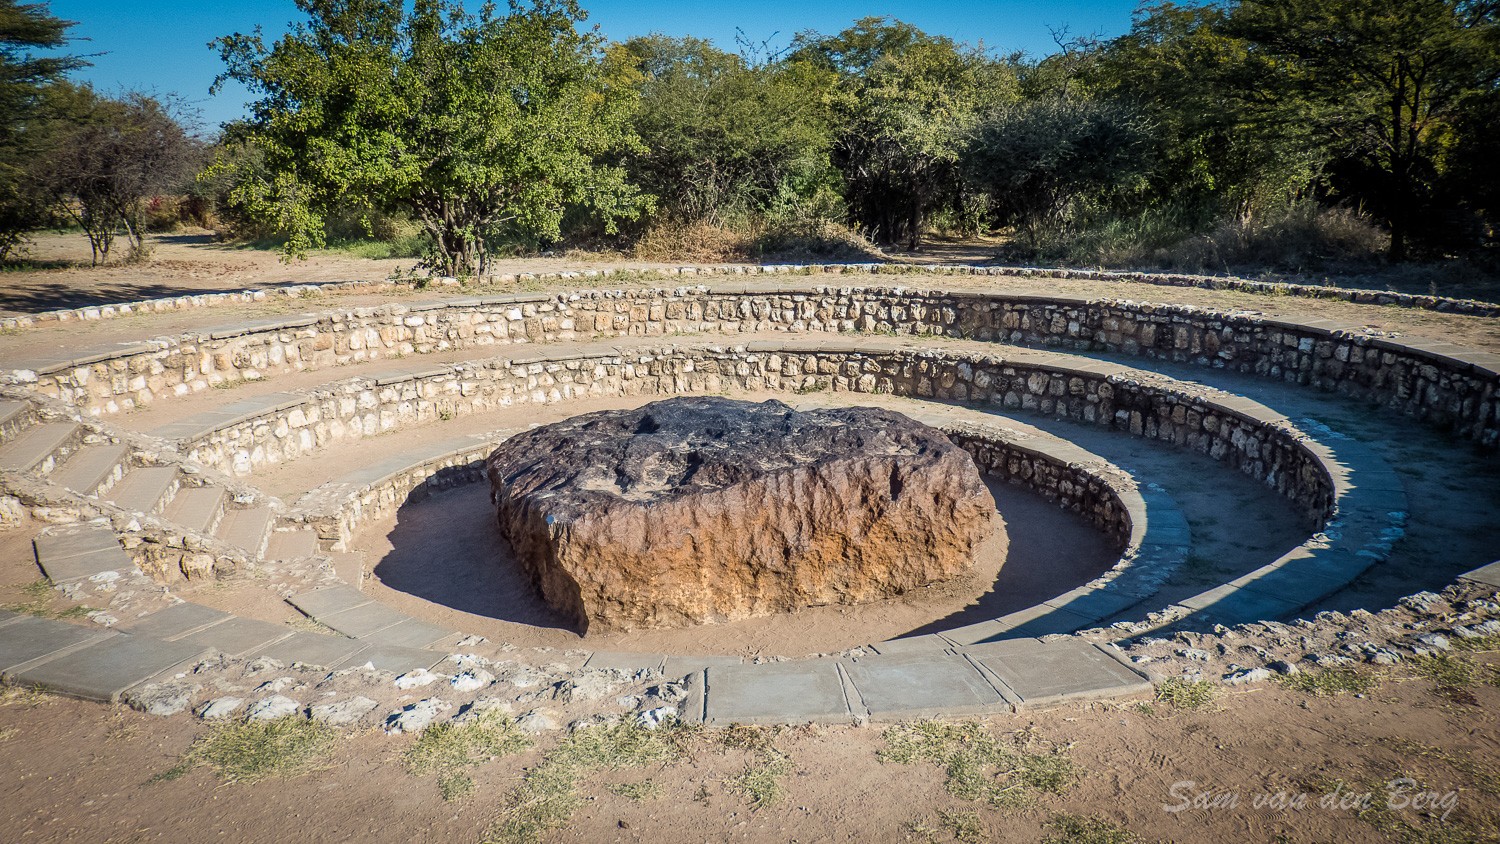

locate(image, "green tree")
[[967, 98, 1154, 246], [1228, 0, 1500, 259], [0, 0, 85, 259], [622, 35, 835, 224], [212, 0, 646, 278], [1097, 2, 1325, 219], [793, 18, 1018, 249], [34, 84, 203, 264]]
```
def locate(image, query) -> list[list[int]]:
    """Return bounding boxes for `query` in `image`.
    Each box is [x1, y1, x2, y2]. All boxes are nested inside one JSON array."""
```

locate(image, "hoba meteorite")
[[486, 397, 997, 632]]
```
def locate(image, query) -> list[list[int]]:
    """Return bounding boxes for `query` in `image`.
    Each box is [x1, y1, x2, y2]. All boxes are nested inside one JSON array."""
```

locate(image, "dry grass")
[[878, 721, 1074, 808], [157, 716, 340, 784]]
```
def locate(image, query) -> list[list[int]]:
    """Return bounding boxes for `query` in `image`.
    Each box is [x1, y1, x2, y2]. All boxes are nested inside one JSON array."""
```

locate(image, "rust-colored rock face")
[[486, 397, 997, 633]]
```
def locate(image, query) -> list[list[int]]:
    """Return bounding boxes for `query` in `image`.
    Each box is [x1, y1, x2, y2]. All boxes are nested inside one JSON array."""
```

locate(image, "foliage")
[[967, 97, 1153, 245], [33, 84, 203, 263], [0, 0, 85, 259], [1226, 0, 1500, 260], [1042, 813, 1141, 844], [1152, 677, 1219, 709], [622, 35, 836, 226], [212, 0, 648, 278], [792, 18, 1019, 249]]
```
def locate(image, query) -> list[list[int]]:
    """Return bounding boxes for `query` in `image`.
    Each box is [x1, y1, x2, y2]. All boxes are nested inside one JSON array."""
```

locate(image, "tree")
[[0, 0, 85, 259], [1228, 0, 1500, 260], [35, 84, 203, 264], [213, 0, 647, 278], [967, 98, 1154, 246], [1096, 2, 1326, 219], [792, 18, 1018, 249], [621, 35, 835, 224]]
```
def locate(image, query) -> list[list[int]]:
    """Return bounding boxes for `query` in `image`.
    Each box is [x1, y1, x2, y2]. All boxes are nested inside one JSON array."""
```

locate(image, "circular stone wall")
[[486, 397, 998, 632]]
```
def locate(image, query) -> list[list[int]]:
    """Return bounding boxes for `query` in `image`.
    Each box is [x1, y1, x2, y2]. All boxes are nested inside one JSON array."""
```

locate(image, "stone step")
[[105, 466, 179, 514], [265, 528, 320, 561], [162, 486, 226, 535], [215, 506, 274, 556], [0, 421, 79, 474], [0, 400, 31, 443], [48, 444, 129, 496]]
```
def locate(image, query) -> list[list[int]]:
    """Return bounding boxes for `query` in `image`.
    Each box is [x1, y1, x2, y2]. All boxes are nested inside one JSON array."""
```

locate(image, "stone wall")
[[16, 287, 1495, 447], [185, 344, 1331, 530], [5, 263, 1495, 331]]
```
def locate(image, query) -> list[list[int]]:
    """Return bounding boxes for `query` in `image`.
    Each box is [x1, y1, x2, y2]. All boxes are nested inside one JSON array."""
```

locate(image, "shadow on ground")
[[371, 479, 1117, 642]]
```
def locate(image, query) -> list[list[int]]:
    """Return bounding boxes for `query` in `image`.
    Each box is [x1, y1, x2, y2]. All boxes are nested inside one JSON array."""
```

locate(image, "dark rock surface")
[[486, 397, 997, 632]]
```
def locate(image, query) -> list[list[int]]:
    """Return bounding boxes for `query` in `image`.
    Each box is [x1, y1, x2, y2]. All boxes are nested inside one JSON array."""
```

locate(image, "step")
[[105, 466, 179, 514], [0, 422, 79, 473], [265, 528, 320, 561], [215, 506, 274, 556], [162, 486, 226, 535], [48, 444, 129, 496], [0, 401, 31, 442]]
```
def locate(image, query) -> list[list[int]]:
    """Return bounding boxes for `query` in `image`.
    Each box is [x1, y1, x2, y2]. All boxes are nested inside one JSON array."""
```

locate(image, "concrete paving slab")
[[1042, 587, 1148, 623], [118, 603, 232, 639], [162, 486, 226, 534], [662, 655, 743, 679], [967, 640, 1151, 709], [868, 633, 954, 656], [0, 616, 113, 673], [288, 585, 372, 619], [174, 617, 292, 657], [585, 651, 667, 674], [0, 422, 77, 472], [1460, 560, 1500, 589], [1179, 585, 1306, 625], [9, 634, 208, 702], [938, 619, 1024, 647], [0, 400, 29, 437], [248, 631, 363, 669], [33, 526, 121, 562], [38, 545, 133, 585], [354, 617, 454, 650], [842, 652, 1009, 719], [993, 603, 1097, 638], [705, 660, 851, 725], [49, 444, 128, 494], [316, 601, 410, 638], [106, 466, 177, 513], [336, 643, 446, 673], [265, 528, 320, 560], [215, 506, 273, 554]]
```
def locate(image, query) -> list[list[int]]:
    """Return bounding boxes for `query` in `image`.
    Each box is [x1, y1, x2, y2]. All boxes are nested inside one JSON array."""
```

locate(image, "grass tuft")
[[879, 721, 1073, 808], [726, 751, 792, 810], [1278, 667, 1379, 697], [1153, 677, 1218, 709], [606, 780, 662, 802], [404, 708, 531, 787], [485, 719, 696, 844], [166, 716, 340, 784], [1042, 813, 1140, 844]]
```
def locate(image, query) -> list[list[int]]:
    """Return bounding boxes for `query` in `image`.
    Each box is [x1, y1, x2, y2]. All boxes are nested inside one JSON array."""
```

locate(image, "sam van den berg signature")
[[1164, 779, 1459, 821]]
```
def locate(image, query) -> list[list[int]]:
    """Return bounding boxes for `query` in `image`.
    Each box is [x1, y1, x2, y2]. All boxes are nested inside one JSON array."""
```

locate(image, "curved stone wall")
[[14, 286, 1497, 446]]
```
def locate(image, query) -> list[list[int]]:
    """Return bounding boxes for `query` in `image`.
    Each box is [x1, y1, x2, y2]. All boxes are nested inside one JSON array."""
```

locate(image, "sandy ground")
[[0, 649, 1496, 843]]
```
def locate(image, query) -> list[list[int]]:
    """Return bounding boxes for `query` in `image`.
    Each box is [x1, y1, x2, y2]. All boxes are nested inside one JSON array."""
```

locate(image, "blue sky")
[[50, 0, 1141, 132]]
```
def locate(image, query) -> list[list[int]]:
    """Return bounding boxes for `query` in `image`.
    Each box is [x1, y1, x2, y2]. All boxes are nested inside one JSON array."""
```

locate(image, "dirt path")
[[1, 652, 1496, 843]]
